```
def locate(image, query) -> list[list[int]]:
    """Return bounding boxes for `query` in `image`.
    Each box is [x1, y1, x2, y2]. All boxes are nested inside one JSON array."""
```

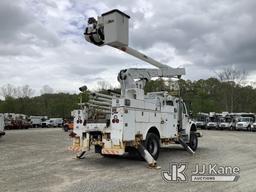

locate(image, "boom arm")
[[84, 9, 185, 79]]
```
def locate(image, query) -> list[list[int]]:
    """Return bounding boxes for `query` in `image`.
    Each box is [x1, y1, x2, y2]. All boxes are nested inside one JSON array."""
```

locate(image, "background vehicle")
[[29, 116, 47, 128], [0, 113, 5, 137], [218, 113, 235, 130], [206, 112, 218, 129], [29, 116, 42, 128], [195, 112, 208, 129], [236, 117, 254, 131], [47, 118, 63, 127], [4, 113, 31, 129]]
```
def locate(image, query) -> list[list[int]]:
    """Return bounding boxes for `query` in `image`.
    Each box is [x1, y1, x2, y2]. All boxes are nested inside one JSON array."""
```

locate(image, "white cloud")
[[0, 0, 255, 96]]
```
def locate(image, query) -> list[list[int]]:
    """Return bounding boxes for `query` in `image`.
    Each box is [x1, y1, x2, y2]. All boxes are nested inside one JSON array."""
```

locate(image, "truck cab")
[[206, 113, 218, 129], [236, 117, 254, 131], [218, 115, 235, 130], [195, 113, 208, 129]]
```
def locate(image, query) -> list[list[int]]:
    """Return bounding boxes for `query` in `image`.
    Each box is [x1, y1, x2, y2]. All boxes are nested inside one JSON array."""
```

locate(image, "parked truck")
[[235, 113, 255, 131], [236, 117, 254, 131], [69, 9, 202, 167], [0, 113, 5, 137], [29, 116, 47, 128], [206, 112, 219, 129], [195, 112, 208, 129], [4, 113, 31, 129]]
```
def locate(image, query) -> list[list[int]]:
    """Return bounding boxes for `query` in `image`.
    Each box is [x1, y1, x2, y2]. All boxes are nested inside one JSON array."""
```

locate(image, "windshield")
[[209, 117, 217, 122], [196, 116, 205, 121], [238, 117, 251, 122]]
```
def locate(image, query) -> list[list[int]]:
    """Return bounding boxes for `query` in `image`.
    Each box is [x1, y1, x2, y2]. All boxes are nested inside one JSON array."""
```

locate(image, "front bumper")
[[207, 125, 217, 129], [195, 132, 203, 137], [236, 125, 248, 130]]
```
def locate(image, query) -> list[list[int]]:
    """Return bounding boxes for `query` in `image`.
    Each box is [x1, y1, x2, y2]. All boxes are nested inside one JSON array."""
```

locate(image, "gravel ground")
[[0, 128, 256, 192]]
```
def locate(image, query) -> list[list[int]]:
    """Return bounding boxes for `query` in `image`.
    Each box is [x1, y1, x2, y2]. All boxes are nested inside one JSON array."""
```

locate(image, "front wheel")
[[144, 133, 160, 160], [188, 133, 198, 151]]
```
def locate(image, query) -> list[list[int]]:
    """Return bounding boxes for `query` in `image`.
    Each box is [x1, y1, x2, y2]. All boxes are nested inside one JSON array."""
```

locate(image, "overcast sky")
[[0, 0, 255, 95]]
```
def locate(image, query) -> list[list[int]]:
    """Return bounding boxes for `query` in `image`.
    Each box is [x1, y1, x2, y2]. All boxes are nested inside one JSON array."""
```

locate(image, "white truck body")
[[73, 92, 197, 156], [0, 113, 5, 137], [70, 9, 201, 165]]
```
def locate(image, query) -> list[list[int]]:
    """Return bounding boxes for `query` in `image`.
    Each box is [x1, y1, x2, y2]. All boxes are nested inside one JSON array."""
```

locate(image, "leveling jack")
[[179, 138, 195, 155], [137, 145, 161, 169], [76, 151, 86, 159]]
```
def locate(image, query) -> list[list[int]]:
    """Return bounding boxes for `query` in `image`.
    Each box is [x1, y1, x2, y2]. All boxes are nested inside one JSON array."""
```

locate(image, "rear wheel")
[[63, 125, 68, 132], [188, 133, 198, 151], [144, 133, 160, 160]]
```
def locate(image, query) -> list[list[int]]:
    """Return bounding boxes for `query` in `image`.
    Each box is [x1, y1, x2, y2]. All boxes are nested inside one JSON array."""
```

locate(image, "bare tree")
[[0, 84, 34, 98], [40, 85, 54, 95], [97, 81, 112, 91], [216, 66, 247, 112], [21, 85, 34, 98], [217, 66, 247, 84], [0, 84, 17, 98]]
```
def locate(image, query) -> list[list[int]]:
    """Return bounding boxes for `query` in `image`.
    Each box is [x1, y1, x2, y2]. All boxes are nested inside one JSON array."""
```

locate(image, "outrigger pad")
[[137, 144, 160, 169]]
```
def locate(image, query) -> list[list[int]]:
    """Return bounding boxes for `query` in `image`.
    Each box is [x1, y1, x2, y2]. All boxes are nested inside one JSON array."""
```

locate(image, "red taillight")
[[112, 115, 119, 124]]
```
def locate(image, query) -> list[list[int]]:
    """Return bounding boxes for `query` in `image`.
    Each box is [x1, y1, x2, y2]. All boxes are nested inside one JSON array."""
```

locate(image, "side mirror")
[[189, 111, 193, 117]]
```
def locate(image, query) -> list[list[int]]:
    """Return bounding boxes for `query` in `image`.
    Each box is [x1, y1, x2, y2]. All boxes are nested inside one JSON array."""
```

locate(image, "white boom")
[[84, 9, 185, 79]]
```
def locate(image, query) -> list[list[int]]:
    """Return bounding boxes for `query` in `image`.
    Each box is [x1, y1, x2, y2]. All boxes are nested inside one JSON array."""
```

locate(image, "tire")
[[188, 133, 198, 151], [126, 146, 142, 159], [63, 126, 68, 132], [144, 133, 160, 160]]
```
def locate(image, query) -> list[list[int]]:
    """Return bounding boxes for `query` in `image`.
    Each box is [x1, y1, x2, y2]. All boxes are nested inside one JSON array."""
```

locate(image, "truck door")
[[182, 102, 190, 131], [161, 100, 176, 138]]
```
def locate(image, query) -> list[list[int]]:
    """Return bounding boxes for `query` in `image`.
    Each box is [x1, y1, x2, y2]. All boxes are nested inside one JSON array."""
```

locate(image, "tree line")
[[0, 68, 255, 117]]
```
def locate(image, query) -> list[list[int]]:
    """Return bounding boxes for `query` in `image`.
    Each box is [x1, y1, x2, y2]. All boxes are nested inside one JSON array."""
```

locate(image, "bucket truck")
[[69, 9, 202, 167]]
